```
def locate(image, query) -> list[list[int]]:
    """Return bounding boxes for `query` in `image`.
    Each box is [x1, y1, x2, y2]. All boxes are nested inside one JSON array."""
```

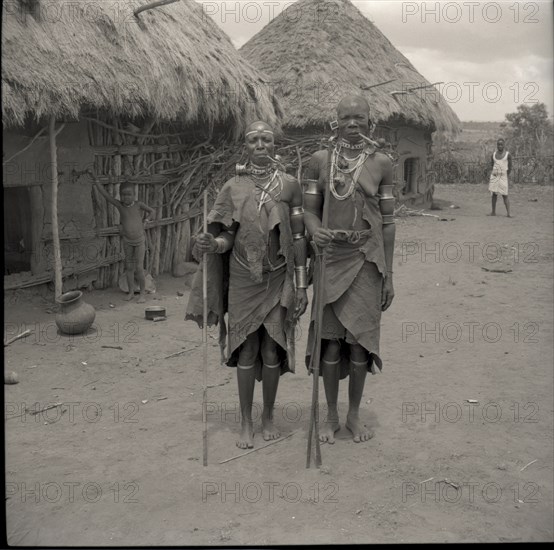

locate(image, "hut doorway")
[[403, 157, 420, 195], [3, 187, 33, 274]]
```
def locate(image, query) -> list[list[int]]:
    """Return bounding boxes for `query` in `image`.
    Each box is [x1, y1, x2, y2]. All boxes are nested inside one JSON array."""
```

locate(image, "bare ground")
[[4, 183, 554, 545]]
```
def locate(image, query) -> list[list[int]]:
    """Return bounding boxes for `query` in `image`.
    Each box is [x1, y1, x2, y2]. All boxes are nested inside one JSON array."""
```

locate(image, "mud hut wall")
[[3, 117, 214, 291], [392, 126, 429, 196], [3, 122, 101, 282]]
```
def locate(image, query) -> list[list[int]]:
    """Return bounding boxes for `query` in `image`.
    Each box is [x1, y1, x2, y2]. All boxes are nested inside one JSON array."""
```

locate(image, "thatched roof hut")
[[240, 0, 460, 134], [2, 0, 281, 136], [240, 0, 461, 207], [2, 0, 281, 291]]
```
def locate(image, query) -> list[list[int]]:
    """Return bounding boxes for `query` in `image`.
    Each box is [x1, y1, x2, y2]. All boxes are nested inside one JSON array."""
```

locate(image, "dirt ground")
[[4, 183, 554, 545]]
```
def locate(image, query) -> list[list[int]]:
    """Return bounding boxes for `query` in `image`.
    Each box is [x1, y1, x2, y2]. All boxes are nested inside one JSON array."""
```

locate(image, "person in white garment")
[[488, 138, 512, 217]]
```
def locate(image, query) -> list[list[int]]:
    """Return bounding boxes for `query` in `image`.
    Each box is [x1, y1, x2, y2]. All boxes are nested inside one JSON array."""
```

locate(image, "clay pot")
[[55, 291, 96, 335]]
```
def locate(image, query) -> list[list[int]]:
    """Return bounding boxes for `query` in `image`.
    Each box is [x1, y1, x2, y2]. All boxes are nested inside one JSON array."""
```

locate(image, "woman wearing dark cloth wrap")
[[303, 95, 395, 444], [187, 121, 308, 449]]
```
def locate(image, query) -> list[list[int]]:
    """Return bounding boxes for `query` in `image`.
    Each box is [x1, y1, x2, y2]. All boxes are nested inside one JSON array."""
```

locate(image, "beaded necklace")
[[330, 144, 370, 200], [251, 170, 281, 213], [250, 163, 273, 176], [337, 138, 365, 150]]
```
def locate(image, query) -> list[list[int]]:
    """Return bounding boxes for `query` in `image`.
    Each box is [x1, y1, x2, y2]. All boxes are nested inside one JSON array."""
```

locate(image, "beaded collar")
[[249, 163, 274, 176], [337, 138, 365, 150]]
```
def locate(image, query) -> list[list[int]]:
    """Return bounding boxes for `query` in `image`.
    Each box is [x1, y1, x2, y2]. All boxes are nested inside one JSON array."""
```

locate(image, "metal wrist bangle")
[[214, 237, 225, 253], [294, 266, 308, 289]]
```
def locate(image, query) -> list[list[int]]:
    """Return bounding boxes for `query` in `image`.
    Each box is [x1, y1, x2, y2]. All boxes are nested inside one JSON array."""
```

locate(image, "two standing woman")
[[186, 95, 395, 450]]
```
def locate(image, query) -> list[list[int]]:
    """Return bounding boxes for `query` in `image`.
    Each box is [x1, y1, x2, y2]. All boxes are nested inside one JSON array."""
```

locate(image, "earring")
[[329, 120, 338, 131]]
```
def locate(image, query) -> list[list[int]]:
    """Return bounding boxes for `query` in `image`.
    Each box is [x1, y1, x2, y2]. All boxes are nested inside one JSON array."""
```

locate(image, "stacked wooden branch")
[[84, 121, 405, 289], [87, 116, 243, 286]]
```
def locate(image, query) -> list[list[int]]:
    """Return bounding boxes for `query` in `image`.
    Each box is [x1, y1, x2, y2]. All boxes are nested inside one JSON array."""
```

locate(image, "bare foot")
[[137, 294, 146, 304], [124, 293, 134, 301], [487, 212, 496, 216], [262, 417, 280, 441], [346, 413, 374, 443], [237, 423, 254, 449], [507, 215, 513, 218], [319, 417, 340, 444]]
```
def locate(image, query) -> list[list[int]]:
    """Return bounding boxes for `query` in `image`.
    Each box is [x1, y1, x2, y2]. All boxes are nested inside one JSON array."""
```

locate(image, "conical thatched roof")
[[240, 0, 460, 133], [2, 0, 282, 134]]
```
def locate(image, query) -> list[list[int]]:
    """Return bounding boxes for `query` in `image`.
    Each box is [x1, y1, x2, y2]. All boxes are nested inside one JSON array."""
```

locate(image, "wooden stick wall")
[[87, 116, 241, 288]]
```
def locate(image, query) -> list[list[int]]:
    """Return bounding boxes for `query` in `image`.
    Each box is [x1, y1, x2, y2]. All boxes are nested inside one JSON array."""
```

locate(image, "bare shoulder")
[[304, 149, 328, 190], [281, 172, 300, 189], [374, 151, 393, 167], [280, 172, 301, 203], [311, 149, 328, 165]]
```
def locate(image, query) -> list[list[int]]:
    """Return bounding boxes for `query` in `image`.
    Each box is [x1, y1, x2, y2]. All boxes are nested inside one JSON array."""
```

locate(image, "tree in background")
[[501, 103, 553, 157]]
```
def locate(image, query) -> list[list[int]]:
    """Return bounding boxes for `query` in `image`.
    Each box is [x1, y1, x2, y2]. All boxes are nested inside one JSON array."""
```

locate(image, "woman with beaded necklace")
[[303, 95, 395, 444], [186, 121, 308, 450]]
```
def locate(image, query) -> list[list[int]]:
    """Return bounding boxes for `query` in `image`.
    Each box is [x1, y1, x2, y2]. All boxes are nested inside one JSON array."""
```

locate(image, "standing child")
[[488, 138, 512, 217], [92, 177, 155, 303]]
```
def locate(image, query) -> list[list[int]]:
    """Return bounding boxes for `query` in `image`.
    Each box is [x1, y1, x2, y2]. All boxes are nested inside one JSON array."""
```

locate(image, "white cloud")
[[403, 48, 554, 120]]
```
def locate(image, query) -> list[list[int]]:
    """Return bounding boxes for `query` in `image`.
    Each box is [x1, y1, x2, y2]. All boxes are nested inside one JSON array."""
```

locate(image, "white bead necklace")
[[330, 146, 368, 200]]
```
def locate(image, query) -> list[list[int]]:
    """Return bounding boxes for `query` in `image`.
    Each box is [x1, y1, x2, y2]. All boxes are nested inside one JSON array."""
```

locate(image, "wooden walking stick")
[[202, 190, 209, 466], [306, 138, 334, 468]]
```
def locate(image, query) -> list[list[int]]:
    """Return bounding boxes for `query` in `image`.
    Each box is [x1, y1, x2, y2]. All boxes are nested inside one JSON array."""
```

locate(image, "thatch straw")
[[2, 0, 282, 136], [240, 0, 460, 133]]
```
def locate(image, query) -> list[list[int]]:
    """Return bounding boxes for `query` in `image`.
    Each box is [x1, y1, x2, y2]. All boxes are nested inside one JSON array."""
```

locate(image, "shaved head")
[[335, 95, 371, 144], [336, 95, 370, 117]]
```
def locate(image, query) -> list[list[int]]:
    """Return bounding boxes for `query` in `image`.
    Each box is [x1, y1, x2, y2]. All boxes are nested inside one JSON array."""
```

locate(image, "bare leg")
[[124, 262, 135, 301], [136, 241, 147, 303], [320, 340, 341, 444], [236, 333, 259, 449], [260, 330, 281, 440], [136, 267, 146, 303], [488, 193, 497, 216], [346, 344, 374, 443], [503, 195, 512, 217]]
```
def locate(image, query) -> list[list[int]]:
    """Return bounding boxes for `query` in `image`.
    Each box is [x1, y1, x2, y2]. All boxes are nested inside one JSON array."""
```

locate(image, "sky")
[[196, 0, 553, 122]]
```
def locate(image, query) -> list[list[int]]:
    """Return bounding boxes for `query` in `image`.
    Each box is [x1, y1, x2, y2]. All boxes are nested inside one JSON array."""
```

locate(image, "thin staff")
[[202, 190, 209, 467]]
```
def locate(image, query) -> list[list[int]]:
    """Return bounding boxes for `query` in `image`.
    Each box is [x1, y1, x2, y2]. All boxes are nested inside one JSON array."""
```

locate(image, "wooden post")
[[49, 115, 63, 300], [202, 190, 209, 467]]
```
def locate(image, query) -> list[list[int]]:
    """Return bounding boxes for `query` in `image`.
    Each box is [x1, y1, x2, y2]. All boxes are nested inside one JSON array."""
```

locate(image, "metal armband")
[[292, 232, 306, 241], [294, 266, 308, 289], [290, 206, 305, 225], [291, 206, 304, 217], [379, 184, 395, 225], [303, 179, 321, 195], [304, 181, 323, 215]]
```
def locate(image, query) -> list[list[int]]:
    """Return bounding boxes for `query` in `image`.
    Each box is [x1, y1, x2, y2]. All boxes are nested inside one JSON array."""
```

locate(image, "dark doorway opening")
[[403, 158, 419, 194], [4, 187, 33, 274]]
